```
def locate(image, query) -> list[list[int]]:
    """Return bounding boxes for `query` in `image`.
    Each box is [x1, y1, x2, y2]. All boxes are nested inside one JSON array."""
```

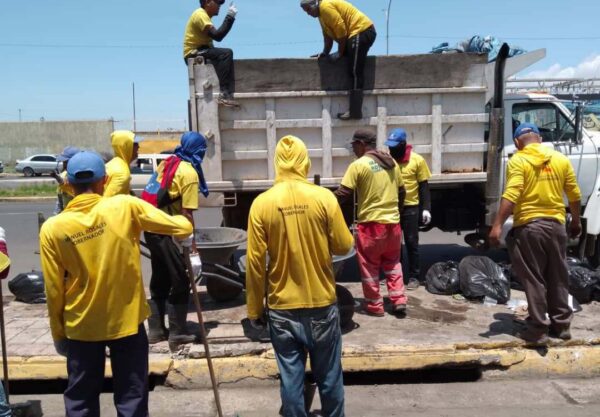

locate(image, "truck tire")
[[23, 167, 35, 177]]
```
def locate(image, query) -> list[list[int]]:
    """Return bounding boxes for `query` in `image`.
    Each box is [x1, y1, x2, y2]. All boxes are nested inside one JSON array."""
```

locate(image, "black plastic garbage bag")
[[425, 261, 460, 295], [568, 266, 600, 304], [8, 271, 46, 304], [497, 261, 524, 291], [458, 256, 510, 304]]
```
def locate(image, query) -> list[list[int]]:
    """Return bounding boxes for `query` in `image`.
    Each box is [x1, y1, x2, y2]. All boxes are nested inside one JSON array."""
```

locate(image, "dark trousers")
[[507, 219, 572, 333], [400, 206, 420, 281], [145, 232, 190, 305], [186, 47, 235, 97], [346, 26, 376, 90], [64, 325, 149, 417]]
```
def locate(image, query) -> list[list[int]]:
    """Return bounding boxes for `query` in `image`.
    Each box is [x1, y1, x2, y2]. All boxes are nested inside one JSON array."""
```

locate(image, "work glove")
[[174, 234, 194, 253], [227, 2, 238, 18], [190, 252, 202, 279], [329, 52, 341, 62], [422, 210, 432, 226], [54, 339, 68, 357]]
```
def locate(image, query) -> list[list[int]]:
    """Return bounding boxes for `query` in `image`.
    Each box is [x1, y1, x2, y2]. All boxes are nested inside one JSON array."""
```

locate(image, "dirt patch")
[[433, 299, 471, 313], [408, 297, 466, 324]]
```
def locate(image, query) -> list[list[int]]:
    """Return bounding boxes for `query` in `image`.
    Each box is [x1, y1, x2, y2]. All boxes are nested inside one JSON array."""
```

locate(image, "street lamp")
[[386, 0, 392, 55]]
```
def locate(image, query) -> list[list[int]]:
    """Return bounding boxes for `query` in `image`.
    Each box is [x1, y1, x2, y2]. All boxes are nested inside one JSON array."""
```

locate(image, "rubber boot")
[[147, 299, 168, 344], [338, 89, 363, 120], [167, 303, 200, 350]]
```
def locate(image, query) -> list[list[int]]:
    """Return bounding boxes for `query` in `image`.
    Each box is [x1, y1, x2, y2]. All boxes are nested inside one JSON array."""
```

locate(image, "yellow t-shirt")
[[398, 152, 432, 207], [183, 8, 214, 58], [319, 0, 373, 41], [341, 156, 404, 224], [40, 194, 193, 341], [502, 143, 581, 227], [156, 160, 199, 215]]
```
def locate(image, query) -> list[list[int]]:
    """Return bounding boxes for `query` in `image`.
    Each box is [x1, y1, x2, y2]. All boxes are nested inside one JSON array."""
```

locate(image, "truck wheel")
[[23, 167, 35, 177]]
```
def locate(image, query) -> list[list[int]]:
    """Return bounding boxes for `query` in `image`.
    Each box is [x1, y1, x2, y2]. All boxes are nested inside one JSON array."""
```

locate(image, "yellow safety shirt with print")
[[502, 143, 581, 227], [398, 152, 432, 207], [341, 156, 404, 224], [246, 136, 354, 320], [104, 131, 135, 197], [183, 8, 214, 58], [40, 194, 193, 342], [319, 0, 373, 41], [156, 160, 199, 216]]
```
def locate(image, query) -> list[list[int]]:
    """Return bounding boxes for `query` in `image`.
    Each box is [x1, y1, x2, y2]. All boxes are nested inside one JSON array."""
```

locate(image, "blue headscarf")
[[174, 131, 209, 197]]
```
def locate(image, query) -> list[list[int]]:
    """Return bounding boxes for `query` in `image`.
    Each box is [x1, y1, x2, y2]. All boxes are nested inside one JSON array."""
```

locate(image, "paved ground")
[[11, 378, 600, 417]]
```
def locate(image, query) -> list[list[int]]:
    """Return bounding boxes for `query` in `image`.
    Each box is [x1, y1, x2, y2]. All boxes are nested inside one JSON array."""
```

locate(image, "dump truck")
[[186, 48, 600, 266]]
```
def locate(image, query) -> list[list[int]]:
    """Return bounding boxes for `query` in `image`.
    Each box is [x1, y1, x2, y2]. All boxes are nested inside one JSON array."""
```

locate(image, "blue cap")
[[67, 151, 106, 184], [514, 123, 540, 139], [384, 128, 407, 147], [57, 146, 81, 162]]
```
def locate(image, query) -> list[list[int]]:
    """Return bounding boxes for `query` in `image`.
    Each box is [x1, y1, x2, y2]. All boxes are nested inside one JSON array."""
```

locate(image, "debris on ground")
[[8, 270, 46, 304], [458, 256, 510, 304], [425, 261, 460, 295]]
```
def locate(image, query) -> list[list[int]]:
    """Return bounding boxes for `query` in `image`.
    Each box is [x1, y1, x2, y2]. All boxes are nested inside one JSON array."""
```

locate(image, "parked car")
[[130, 153, 171, 193], [0, 160, 4, 174], [15, 154, 60, 177]]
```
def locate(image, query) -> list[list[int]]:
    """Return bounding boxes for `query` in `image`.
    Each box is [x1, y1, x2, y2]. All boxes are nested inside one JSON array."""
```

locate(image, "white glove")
[[0, 227, 5, 242], [54, 339, 68, 357], [227, 2, 237, 18], [177, 234, 194, 249], [190, 253, 202, 279], [422, 210, 432, 225]]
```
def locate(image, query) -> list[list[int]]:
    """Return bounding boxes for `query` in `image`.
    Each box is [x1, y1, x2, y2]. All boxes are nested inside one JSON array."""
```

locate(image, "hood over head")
[[517, 143, 553, 168], [275, 135, 311, 182], [110, 130, 136, 162], [365, 150, 397, 170]]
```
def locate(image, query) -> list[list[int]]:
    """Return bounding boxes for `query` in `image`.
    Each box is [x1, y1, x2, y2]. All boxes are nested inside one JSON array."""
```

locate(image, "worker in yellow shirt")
[[184, 0, 239, 107], [386, 129, 432, 290], [246, 135, 353, 417], [104, 130, 142, 197], [301, 0, 376, 120], [50, 146, 80, 214], [335, 129, 407, 317], [39, 151, 193, 417], [490, 123, 582, 344], [143, 132, 208, 349]]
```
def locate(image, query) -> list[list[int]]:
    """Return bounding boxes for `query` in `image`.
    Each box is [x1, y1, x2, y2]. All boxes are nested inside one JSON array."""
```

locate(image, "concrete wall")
[[0, 120, 115, 163]]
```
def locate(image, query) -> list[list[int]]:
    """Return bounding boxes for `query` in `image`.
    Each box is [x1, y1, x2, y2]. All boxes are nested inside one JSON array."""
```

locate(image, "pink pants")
[[355, 222, 407, 314]]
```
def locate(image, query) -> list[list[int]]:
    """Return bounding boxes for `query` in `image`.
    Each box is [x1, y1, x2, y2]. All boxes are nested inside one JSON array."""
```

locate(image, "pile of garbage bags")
[[8, 270, 46, 304], [431, 35, 525, 62], [426, 255, 600, 305]]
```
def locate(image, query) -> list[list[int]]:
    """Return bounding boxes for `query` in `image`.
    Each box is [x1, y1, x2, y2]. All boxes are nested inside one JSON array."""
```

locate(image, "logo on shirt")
[[65, 222, 107, 246], [279, 204, 309, 217]]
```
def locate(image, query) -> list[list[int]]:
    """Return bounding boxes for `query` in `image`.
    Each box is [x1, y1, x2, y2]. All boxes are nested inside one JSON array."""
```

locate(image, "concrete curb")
[[0, 196, 55, 202], [5, 339, 600, 387]]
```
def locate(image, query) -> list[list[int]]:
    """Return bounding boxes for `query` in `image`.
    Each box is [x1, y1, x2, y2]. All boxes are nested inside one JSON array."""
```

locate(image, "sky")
[[1, 0, 599, 129]]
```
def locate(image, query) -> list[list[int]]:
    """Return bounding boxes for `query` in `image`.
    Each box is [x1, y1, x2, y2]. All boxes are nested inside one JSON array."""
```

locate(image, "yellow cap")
[[0, 252, 9, 274]]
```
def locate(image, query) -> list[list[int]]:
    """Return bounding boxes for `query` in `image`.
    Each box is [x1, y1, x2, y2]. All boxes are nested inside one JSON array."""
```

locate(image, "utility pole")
[[132, 82, 137, 132], [18, 109, 22, 122], [386, 0, 393, 55]]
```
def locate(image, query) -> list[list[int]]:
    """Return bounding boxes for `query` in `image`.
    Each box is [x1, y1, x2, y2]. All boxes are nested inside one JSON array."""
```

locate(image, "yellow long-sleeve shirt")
[[319, 0, 373, 41], [40, 193, 192, 342], [104, 131, 135, 197], [246, 136, 354, 320], [502, 143, 581, 227]]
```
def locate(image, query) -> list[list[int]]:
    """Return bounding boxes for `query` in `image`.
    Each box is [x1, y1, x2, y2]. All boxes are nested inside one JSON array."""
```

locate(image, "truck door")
[[508, 101, 598, 204]]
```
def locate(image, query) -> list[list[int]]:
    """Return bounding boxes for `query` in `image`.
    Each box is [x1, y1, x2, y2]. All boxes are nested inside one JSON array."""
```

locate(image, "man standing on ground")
[[39, 151, 193, 417], [386, 128, 432, 290], [51, 146, 80, 214], [184, 0, 239, 107], [489, 123, 581, 344], [335, 129, 407, 316], [104, 130, 142, 197], [144, 132, 208, 348], [301, 0, 376, 120], [246, 135, 354, 417]]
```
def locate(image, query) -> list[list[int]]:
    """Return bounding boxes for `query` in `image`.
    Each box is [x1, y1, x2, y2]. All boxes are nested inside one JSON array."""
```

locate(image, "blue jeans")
[[0, 382, 10, 417], [268, 304, 344, 417]]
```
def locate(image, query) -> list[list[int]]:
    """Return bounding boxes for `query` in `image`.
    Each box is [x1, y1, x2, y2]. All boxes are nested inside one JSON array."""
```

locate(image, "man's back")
[[40, 194, 192, 341], [319, 0, 372, 39]]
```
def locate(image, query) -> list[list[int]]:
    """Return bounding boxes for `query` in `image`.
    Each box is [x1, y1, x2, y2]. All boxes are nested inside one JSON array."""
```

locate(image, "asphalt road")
[[0, 201, 508, 292]]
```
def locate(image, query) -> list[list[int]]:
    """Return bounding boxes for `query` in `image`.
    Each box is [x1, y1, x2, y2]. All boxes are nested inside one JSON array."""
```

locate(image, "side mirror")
[[575, 105, 584, 144]]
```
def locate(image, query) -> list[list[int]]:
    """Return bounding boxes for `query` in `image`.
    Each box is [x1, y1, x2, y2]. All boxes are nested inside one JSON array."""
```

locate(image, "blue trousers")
[[64, 324, 149, 417], [0, 382, 10, 417], [268, 304, 345, 417]]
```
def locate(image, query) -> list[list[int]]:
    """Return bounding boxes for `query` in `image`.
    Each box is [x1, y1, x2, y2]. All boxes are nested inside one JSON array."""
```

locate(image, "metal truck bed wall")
[[189, 54, 490, 192]]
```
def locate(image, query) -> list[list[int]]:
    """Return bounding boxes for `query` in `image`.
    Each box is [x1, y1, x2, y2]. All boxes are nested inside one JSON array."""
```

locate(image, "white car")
[[15, 154, 60, 177], [0, 160, 4, 174]]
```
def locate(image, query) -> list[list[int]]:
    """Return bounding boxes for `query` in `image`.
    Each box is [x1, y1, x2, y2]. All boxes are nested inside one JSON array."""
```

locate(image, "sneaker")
[[549, 327, 572, 340], [406, 278, 420, 290], [363, 307, 385, 317], [515, 328, 549, 345], [216, 96, 241, 108], [392, 303, 407, 314]]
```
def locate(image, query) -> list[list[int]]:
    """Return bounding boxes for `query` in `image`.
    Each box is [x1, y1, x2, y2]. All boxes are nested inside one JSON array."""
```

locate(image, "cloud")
[[525, 54, 600, 78]]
